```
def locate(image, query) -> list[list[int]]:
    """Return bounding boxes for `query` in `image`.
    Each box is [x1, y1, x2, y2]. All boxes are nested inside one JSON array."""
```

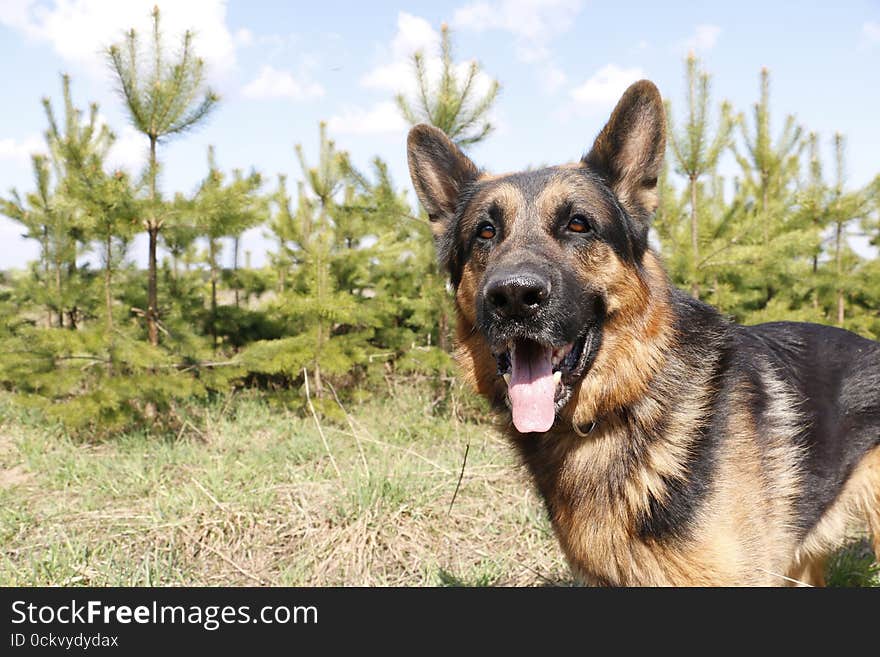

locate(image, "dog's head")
[[407, 80, 667, 434]]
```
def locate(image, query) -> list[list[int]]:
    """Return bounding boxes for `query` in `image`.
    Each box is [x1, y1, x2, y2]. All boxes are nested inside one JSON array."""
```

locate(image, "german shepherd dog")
[[406, 80, 880, 586]]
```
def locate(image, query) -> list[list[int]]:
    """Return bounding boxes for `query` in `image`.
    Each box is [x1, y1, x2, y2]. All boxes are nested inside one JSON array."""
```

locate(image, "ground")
[[0, 386, 569, 586], [0, 386, 876, 587]]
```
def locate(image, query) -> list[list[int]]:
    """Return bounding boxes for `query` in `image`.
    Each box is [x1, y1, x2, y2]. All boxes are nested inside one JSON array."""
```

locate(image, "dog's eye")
[[477, 222, 496, 240], [567, 215, 592, 234]]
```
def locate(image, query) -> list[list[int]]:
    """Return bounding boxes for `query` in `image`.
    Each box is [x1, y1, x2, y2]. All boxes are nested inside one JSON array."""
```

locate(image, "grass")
[[0, 385, 569, 586], [0, 386, 875, 587]]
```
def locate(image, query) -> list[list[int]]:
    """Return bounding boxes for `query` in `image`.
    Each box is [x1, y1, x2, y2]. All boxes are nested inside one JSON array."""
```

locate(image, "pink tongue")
[[509, 342, 556, 433]]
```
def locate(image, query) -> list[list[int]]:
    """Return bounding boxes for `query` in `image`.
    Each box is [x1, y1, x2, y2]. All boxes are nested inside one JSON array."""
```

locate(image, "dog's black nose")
[[485, 274, 551, 319]]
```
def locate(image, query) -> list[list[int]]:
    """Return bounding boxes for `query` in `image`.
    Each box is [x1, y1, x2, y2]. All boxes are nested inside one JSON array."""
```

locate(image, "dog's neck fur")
[[499, 251, 732, 584]]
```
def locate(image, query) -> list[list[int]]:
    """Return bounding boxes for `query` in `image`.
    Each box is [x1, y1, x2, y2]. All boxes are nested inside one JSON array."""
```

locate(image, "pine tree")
[[1, 156, 66, 328], [816, 135, 875, 330], [665, 54, 734, 298], [290, 122, 352, 396], [44, 74, 136, 334], [396, 23, 500, 147], [2, 75, 126, 330], [248, 128, 418, 406], [729, 67, 811, 322], [190, 146, 262, 351], [107, 6, 219, 345], [352, 158, 456, 375], [266, 175, 297, 294], [736, 69, 804, 220], [161, 205, 199, 281], [395, 25, 498, 351]]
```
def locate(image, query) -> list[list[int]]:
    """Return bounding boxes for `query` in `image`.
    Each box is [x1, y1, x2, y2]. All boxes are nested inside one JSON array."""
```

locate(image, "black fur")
[[444, 168, 644, 289], [423, 153, 880, 550], [636, 294, 732, 541], [407, 81, 880, 584], [739, 322, 880, 535]]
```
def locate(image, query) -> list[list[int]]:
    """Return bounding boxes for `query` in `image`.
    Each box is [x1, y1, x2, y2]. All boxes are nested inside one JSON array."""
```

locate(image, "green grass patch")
[[0, 387, 875, 587]]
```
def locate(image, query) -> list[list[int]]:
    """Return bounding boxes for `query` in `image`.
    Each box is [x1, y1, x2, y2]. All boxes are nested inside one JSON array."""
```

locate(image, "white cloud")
[[570, 64, 644, 108], [360, 13, 440, 93], [2, 119, 144, 179], [326, 101, 408, 136], [678, 24, 721, 53], [362, 13, 495, 100], [106, 124, 147, 173], [453, 0, 581, 61], [0, 0, 33, 30], [0, 134, 45, 167], [0, 0, 239, 78], [388, 11, 441, 59], [241, 65, 324, 101], [452, 1, 581, 95], [0, 218, 40, 268], [234, 27, 254, 47], [862, 21, 880, 44], [344, 12, 496, 136], [540, 64, 567, 93], [328, 12, 516, 143]]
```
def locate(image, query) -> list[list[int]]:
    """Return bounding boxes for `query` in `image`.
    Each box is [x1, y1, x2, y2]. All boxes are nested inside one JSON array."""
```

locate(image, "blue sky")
[[1, 0, 879, 268]]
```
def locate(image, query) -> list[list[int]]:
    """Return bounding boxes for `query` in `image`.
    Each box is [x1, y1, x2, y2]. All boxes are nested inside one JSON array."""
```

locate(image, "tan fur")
[[407, 85, 879, 587], [454, 239, 879, 586], [565, 251, 672, 428], [519, 299, 805, 585], [793, 445, 880, 580], [692, 364, 807, 585], [585, 80, 665, 218]]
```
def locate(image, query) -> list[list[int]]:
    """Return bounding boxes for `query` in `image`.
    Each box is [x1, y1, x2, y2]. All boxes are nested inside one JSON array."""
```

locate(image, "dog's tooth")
[[503, 373, 511, 385], [553, 371, 562, 386]]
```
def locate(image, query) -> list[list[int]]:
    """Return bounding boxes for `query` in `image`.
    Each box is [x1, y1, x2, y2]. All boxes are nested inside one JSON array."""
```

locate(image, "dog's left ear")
[[583, 80, 666, 222], [407, 124, 479, 239]]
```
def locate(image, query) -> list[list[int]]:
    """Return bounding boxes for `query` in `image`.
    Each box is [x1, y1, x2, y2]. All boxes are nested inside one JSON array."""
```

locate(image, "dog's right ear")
[[583, 80, 666, 223], [407, 124, 479, 239]]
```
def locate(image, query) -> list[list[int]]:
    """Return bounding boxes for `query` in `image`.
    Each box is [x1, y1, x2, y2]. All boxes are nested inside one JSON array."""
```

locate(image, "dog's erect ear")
[[407, 124, 479, 237], [583, 80, 666, 221]]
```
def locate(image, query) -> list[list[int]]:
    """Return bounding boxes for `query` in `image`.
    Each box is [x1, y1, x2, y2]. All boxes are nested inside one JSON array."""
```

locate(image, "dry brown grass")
[[0, 387, 572, 586], [3, 387, 873, 587]]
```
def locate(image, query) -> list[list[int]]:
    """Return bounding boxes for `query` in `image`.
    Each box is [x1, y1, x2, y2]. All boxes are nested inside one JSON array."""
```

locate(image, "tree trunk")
[[689, 174, 700, 299], [105, 232, 114, 334], [67, 258, 78, 330], [761, 172, 771, 304], [313, 362, 323, 398], [835, 219, 844, 326], [278, 239, 286, 293], [55, 257, 64, 328], [147, 225, 159, 345], [146, 135, 160, 346], [210, 239, 218, 353], [233, 235, 241, 308], [761, 173, 770, 242], [42, 228, 53, 327], [313, 317, 324, 398], [438, 307, 450, 352]]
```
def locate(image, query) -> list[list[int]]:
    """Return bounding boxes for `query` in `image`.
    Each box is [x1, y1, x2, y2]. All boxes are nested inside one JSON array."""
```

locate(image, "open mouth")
[[494, 331, 594, 433]]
